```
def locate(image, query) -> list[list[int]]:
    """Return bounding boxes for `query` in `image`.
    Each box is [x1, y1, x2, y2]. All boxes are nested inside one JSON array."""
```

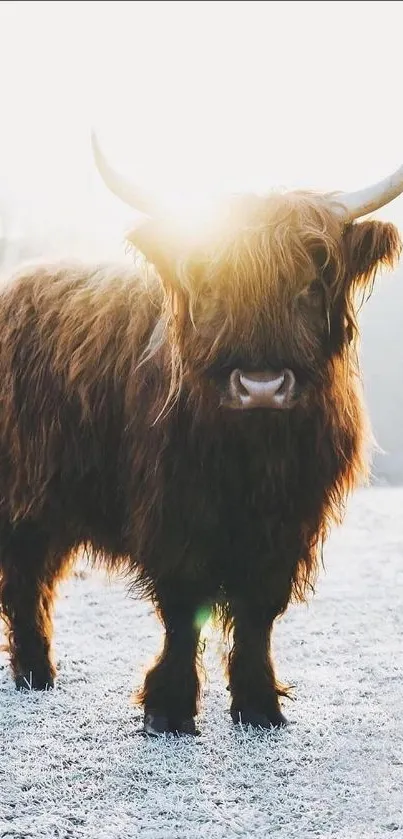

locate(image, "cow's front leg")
[[227, 594, 290, 730], [138, 588, 205, 737]]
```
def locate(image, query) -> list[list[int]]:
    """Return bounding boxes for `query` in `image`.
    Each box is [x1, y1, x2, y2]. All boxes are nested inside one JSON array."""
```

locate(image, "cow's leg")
[[138, 585, 206, 736], [0, 521, 66, 690], [226, 580, 292, 729]]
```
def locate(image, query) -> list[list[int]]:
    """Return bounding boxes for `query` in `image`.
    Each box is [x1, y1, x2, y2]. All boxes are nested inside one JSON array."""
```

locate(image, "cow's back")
[[0, 259, 160, 530]]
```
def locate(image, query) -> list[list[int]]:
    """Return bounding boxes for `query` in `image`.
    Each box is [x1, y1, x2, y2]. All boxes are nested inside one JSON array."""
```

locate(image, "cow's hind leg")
[[138, 584, 207, 737], [0, 520, 66, 690], [226, 587, 292, 730]]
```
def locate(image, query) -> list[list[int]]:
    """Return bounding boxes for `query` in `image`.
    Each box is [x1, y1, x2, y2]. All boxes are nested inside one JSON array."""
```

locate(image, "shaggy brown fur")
[[0, 189, 401, 734]]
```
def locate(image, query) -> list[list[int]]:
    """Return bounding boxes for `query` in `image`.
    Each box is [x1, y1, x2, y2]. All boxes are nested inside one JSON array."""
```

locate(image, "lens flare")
[[194, 604, 212, 632]]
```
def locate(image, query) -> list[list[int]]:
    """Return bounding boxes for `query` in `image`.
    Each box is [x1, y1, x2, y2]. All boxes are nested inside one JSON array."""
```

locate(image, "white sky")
[[0, 0, 402, 243]]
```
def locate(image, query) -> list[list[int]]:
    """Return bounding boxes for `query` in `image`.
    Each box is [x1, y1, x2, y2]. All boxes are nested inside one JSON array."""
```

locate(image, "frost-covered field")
[[1, 487, 402, 839]]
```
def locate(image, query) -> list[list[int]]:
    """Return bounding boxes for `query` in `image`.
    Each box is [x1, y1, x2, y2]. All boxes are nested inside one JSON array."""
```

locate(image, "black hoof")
[[15, 672, 54, 691], [143, 712, 200, 737], [231, 707, 288, 729], [172, 717, 200, 737], [143, 712, 171, 736]]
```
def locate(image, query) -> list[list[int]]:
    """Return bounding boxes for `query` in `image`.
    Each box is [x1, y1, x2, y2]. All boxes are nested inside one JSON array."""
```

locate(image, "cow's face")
[[126, 191, 401, 412], [91, 134, 402, 413]]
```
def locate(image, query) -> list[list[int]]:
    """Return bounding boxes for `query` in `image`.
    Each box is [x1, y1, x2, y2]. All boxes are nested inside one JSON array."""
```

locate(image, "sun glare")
[[0, 0, 403, 244], [155, 190, 228, 244]]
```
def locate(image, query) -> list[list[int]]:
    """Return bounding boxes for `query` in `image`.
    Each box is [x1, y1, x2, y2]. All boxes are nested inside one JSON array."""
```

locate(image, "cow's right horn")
[[91, 130, 156, 217]]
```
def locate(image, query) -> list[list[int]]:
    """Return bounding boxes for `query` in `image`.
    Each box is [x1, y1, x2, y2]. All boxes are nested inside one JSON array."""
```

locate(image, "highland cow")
[[0, 139, 402, 737]]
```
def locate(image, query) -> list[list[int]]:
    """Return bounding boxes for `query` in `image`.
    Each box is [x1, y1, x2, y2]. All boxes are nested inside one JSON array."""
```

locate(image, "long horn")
[[334, 163, 403, 222], [91, 130, 156, 217]]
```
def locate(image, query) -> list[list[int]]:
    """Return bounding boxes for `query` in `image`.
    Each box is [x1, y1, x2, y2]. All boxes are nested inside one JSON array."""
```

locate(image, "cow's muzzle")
[[220, 368, 297, 411]]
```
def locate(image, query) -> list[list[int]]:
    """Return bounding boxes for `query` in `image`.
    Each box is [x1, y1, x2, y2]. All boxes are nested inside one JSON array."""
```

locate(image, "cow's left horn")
[[334, 163, 403, 222], [91, 130, 156, 217]]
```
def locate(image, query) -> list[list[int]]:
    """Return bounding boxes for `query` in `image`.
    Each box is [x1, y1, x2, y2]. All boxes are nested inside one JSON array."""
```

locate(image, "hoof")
[[172, 717, 200, 737], [143, 712, 200, 737], [143, 712, 170, 736], [231, 707, 288, 729], [15, 672, 54, 691]]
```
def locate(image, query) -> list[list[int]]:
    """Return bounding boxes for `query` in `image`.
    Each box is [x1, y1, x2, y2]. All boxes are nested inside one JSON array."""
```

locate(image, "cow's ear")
[[342, 220, 402, 289], [126, 221, 177, 288], [125, 222, 191, 335]]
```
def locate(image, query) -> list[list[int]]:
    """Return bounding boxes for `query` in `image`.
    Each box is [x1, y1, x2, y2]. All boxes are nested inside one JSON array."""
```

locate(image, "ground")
[[1, 486, 402, 839]]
